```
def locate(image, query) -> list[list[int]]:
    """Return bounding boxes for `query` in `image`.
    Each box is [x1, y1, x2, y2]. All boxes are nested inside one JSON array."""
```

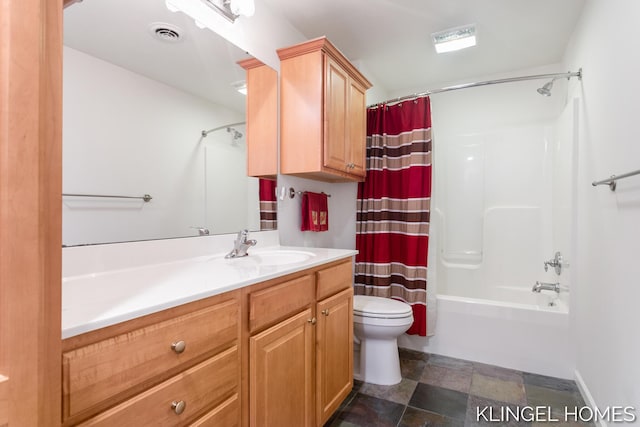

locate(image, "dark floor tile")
[[465, 395, 532, 426], [427, 354, 474, 375], [359, 378, 418, 405], [523, 372, 578, 393], [532, 421, 594, 426], [525, 384, 586, 420], [325, 393, 405, 427], [400, 347, 430, 362], [420, 364, 472, 393], [409, 383, 469, 421], [473, 362, 523, 383], [399, 406, 464, 427], [401, 357, 428, 381], [470, 373, 527, 405]]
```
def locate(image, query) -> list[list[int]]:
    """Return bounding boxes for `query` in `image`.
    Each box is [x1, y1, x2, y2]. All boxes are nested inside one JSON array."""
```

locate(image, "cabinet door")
[[250, 309, 315, 427], [316, 288, 353, 426], [240, 59, 278, 179], [348, 80, 367, 178], [323, 56, 348, 173]]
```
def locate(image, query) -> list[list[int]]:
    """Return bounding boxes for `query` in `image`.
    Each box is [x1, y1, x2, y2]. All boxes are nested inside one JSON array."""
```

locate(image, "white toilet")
[[353, 295, 414, 386]]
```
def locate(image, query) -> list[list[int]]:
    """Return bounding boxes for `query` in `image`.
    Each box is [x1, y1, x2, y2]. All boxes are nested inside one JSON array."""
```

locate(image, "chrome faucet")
[[225, 229, 257, 258], [532, 281, 560, 294], [190, 226, 210, 236]]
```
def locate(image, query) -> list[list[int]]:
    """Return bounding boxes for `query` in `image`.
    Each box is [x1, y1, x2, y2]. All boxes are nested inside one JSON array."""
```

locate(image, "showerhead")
[[227, 127, 243, 140], [537, 80, 554, 96]]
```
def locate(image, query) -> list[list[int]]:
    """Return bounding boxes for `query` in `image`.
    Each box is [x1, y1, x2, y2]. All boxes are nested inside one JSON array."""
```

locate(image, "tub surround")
[[62, 231, 356, 338]]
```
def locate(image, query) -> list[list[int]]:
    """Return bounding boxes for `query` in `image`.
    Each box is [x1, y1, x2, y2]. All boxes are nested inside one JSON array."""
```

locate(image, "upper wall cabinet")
[[239, 58, 278, 179], [278, 37, 372, 183]]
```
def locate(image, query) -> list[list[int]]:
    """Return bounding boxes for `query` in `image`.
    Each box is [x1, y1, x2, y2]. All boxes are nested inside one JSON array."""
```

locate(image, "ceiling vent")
[[149, 23, 183, 43]]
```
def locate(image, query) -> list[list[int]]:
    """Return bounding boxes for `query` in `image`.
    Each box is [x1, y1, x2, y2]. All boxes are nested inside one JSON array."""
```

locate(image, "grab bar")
[[592, 168, 640, 191], [63, 193, 152, 202]]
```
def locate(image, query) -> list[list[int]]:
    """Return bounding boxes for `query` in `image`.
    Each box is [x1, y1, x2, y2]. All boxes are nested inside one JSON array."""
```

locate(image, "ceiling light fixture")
[[432, 24, 477, 54], [166, 0, 255, 24], [203, 0, 255, 22]]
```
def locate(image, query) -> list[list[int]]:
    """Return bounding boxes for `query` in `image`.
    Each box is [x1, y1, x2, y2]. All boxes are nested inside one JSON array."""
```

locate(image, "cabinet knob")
[[171, 340, 186, 354], [307, 317, 317, 325], [171, 400, 186, 415], [321, 309, 330, 316]]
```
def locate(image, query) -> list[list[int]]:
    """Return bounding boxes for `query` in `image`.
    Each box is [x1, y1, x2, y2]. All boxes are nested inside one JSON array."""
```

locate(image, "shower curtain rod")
[[201, 121, 246, 137], [367, 69, 582, 108]]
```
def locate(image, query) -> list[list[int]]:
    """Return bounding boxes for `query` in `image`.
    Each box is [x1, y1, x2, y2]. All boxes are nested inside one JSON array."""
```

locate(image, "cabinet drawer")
[[249, 275, 314, 332], [317, 261, 352, 300], [63, 297, 239, 418], [78, 346, 239, 427], [190, 393, 240, 427]]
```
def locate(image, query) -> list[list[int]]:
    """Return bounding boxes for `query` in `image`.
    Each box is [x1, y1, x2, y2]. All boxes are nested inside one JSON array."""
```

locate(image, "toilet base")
[[358, 337, 402, 385]]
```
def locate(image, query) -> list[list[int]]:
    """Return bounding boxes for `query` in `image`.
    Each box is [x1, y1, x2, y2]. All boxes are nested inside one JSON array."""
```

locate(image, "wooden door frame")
[[0, 0, 63, 425]]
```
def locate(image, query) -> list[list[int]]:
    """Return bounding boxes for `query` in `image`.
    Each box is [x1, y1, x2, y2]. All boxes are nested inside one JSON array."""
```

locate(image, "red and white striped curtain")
[[355, 96, 432, 336], [258, 179, 277, 231]]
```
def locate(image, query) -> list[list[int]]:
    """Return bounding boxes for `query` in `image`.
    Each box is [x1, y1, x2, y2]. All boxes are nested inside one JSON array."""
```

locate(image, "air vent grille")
[[149, 23, 183, 43]]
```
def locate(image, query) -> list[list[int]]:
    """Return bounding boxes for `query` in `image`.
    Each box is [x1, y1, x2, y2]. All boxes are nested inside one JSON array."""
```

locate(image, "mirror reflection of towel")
[[301, 192, 328, 232]]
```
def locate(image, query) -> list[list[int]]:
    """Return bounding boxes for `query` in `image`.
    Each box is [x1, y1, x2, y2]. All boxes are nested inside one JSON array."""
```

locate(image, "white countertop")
[[62, 246, 356, 339]]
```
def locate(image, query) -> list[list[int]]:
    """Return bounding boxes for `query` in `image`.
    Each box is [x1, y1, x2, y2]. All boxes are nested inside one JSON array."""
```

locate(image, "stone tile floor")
[[325, 349, 592, 427]]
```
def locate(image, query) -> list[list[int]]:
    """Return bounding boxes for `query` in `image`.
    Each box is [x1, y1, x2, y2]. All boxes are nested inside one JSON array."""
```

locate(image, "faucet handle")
[[544, 251, 564, 275]]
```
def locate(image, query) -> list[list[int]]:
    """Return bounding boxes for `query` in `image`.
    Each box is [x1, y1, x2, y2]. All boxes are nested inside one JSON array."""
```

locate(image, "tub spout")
[[532, 281, 560, 294]]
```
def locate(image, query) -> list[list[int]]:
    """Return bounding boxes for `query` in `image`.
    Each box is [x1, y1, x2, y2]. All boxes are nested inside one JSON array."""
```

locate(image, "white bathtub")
[[398, 291, 573, 379]]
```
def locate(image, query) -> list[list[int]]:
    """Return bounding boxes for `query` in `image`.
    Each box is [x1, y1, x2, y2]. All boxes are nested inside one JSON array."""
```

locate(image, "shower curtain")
[[355, 96, 432, 336], [258, 179, 277, 231]]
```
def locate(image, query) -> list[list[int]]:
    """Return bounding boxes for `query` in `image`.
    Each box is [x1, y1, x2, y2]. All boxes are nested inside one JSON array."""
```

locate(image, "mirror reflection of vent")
[[149, 23, 183, 43]]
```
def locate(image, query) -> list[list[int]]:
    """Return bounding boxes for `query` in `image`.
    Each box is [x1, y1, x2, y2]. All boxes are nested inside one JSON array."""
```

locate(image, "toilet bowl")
[[353, 295, 414, 385]]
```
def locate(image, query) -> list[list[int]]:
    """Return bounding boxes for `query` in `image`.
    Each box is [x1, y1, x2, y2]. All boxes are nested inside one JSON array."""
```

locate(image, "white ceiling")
[[64, 0, 251, 113], [64, 0, 586, 109], [263, 0, 586, 97]]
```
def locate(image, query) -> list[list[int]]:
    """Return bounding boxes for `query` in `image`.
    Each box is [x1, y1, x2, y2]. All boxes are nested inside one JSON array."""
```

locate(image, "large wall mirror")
[[63, 0, 276, 246]]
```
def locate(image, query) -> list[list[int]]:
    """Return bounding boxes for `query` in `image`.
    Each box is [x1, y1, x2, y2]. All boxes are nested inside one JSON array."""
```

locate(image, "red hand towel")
[[301, 192, 328, 232]]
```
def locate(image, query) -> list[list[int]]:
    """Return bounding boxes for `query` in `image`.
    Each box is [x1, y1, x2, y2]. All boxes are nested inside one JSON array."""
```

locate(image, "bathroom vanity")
[[61, 243, 355, 427]]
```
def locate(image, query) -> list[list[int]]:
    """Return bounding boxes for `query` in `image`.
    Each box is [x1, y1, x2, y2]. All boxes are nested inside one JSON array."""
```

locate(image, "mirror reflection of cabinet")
[[278, 36, 372, 183], [239, 58, 278, 179], [62, 0, 275, 245]]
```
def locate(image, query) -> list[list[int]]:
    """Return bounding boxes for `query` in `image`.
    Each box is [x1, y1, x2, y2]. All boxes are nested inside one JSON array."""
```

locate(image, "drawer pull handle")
[[171, 400, 186, 415], [171, 340, 186, 354], [307, 317, 317, 325], [321, 309, 330, 316]]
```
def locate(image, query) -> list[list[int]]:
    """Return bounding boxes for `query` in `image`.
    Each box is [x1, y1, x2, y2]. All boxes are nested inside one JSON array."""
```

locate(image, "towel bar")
[[63, 193, 153, 202], [288, 187, 331, 199], [592, 168, 640, 191]]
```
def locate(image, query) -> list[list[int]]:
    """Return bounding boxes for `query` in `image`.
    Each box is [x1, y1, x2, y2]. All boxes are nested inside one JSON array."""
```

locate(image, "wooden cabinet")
[[246, 260, 353, 427], [250, 309, 315, 427], [278, 37, 372, 182], [315, 262, 354, 426], [238, 58, 278, 179], [62, 259, 354, 427], [61, 292, 241, 426]]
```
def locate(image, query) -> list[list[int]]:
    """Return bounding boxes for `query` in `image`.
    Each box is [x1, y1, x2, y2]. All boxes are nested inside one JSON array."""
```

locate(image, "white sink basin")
[[251, 250, 316, 266]]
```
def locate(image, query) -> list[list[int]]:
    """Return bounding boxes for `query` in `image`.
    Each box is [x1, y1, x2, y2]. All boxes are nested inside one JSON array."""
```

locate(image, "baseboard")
[[574, 369, 608, 427]]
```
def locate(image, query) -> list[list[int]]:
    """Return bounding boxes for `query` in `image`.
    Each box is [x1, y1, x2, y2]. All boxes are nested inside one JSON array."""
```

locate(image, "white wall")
[[563, 0, 640, 414], [277, 176, 358, 249], [63, 47, 259, 245]]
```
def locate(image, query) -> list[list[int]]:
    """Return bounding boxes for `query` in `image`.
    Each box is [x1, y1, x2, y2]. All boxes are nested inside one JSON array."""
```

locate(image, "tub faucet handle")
[[543, 251, 564, 275]]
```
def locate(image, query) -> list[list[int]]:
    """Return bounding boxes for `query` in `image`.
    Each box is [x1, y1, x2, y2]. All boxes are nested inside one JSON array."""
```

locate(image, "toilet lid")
[[353, 295, 413, 319]]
